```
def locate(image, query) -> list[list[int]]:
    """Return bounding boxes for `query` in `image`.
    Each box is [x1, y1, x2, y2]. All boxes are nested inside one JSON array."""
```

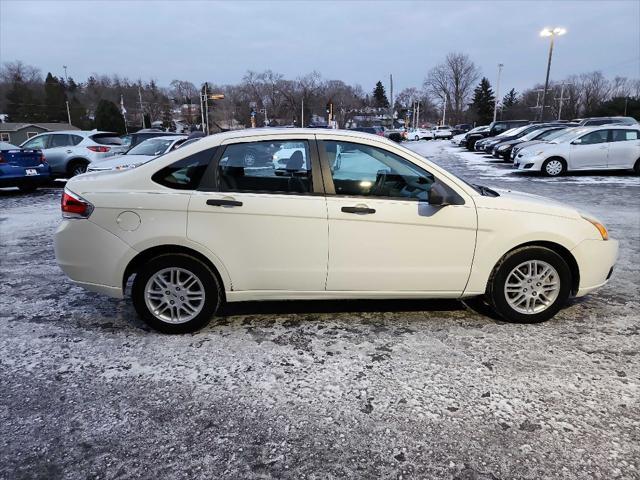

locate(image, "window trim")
[[26, 131, 39, 139], [198, 138, 325, 196], [317, 139, 440, 202]]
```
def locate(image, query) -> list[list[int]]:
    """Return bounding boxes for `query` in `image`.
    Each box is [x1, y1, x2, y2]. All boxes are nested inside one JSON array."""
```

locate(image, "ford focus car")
[[54, 129, 618, 333]]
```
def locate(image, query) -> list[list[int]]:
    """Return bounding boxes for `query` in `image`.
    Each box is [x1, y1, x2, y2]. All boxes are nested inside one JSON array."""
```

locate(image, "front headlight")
[[582, 215, 609, 240]]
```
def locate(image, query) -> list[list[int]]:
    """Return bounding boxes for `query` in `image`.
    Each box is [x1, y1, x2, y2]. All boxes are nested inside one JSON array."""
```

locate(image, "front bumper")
[[54, 218, 138, 298], [571, 238, 619, 297], [513, 154, 545, 170]]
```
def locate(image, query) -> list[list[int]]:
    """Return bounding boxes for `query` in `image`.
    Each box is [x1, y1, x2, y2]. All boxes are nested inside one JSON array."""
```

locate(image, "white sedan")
[[432, 126, 453, 139], [406, 128, 434, 141], [55, 128, 617, 333], [514, 125, 640, 176], [87, 135, 188, 172]]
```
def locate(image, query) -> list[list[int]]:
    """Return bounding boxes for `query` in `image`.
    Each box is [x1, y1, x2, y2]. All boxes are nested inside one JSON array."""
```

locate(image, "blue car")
[[0, 141, 52, 192]]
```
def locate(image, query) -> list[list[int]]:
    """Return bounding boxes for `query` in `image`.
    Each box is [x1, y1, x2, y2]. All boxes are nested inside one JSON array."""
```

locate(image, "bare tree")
[[424, 52, 479, 124]]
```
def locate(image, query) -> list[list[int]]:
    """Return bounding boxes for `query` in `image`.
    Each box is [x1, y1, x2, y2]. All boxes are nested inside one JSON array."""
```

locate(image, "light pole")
[[539, 27, 566, 121], [63, 65, 68, 82], [493, 63, 504, 122]]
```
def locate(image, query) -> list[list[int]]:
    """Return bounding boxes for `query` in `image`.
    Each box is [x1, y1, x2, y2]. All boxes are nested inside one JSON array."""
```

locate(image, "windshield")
[[496, 127, 518, 137], [548, 127, 584, 144], [127, 138, 173, 156]]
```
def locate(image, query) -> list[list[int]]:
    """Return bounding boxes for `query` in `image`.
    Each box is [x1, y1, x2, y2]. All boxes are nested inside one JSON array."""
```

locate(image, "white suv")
[[54, 129, 618, 333], [514, 125, 640, 176]]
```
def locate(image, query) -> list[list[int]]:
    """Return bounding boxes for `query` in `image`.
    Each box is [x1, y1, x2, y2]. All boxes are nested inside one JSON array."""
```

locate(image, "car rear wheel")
[[67, 160, 88, 177], [414, 135, 419, 141], [132, 254, 221, 333], [542, 157, 566, 177], [487, 246, 571, 323]]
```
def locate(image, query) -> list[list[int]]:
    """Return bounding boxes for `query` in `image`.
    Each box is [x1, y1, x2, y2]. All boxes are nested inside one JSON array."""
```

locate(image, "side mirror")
[[572, 138, 582, 145], [428, 182, 450, 206]]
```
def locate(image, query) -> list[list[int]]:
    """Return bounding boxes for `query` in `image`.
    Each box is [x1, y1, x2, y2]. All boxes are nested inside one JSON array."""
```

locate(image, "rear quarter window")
[[151, 147, 217, 190]]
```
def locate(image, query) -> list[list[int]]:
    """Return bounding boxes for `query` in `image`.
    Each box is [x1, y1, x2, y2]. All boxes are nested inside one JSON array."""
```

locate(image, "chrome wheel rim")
[[73, 164, 87, 176], [545, 160, 563, 176], [504, 260, 560, 314], [144, 268, 205, 324]]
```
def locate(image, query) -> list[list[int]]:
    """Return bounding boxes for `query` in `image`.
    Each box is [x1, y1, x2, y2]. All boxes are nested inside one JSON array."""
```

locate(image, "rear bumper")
[[54, 218, 137, 298], [571, 238, 619, 297], [0, 165, 51, 187]]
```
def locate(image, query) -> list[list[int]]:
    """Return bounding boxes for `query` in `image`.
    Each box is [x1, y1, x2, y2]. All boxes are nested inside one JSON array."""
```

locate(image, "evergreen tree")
[[502, 88, 518, 109], [372, 81, 389, 108], [44, 72, 67, 122], [6, 81, 40, 121], [470, 77, 495, 124], [95, 99, 126, 134]]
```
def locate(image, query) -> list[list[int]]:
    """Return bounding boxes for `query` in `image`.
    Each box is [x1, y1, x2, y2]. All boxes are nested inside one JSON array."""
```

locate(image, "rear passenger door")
[[187, 135, 329, 292], [608, 129, 640, 169]]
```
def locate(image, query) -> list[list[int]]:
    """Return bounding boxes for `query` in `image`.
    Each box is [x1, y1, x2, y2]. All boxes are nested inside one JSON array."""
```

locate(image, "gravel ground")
[[1, 141, 639, 480]]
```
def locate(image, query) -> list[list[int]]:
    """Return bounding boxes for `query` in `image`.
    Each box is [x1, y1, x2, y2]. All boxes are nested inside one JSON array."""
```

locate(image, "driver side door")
[[318, 138, 477, 295], [569, 129, 609, 169]]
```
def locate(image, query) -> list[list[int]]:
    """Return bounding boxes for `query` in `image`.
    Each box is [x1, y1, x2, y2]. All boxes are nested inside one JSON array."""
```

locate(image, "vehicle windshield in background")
[[549, 127, 586, 144], [127, 139, 173, 156]]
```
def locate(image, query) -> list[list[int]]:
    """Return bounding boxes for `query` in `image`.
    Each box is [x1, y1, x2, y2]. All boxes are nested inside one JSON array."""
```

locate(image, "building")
[[0, 123, 80, 145]]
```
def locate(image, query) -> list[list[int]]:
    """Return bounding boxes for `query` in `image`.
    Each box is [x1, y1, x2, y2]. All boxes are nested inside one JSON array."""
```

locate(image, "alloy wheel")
[[144, 267, 205, 324], [504, 260, 560, 314]]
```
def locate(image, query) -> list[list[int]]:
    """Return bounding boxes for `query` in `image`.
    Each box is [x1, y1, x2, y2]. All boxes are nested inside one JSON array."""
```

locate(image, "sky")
[[1, 0, 639, 97]]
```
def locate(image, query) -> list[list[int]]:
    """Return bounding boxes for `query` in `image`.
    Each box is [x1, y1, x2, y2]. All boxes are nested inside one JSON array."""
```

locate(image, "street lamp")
[[539, 27, 566, 121]]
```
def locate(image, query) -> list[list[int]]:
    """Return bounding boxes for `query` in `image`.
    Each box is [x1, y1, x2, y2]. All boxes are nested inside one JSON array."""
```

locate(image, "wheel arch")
[[123, 244, 229, 301], [65, 157, 91, 172], [489, 240, 580, 296]]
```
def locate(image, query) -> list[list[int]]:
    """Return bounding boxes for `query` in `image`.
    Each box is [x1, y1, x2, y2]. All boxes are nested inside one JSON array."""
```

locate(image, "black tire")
[[132, 254, 222, 333], [67, 160, 89, 177], [487, 246, 572, 324], [541, 157, 566, 177]]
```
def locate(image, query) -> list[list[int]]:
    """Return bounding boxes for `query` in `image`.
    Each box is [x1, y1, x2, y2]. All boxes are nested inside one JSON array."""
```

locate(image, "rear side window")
[[611, 129, 639, 141], [217, 140, 312, 194], [152, 147, 216, 190], [70, 134, 83, 145], [91, 134, 123, 145]]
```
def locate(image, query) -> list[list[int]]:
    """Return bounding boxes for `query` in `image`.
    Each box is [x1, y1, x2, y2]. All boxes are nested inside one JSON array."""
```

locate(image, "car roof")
[[140, 135, 188, 141], [32, 130, 115, 137]]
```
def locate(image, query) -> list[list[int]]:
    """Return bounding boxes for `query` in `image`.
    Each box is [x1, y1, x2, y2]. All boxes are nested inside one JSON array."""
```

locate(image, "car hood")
[[475, 188, 581, 220], [89, 154, 155, 171]]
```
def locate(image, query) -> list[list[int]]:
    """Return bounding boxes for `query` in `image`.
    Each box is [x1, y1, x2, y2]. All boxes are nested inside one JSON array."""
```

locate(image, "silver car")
[[19, 130, 128, 177], [87, 135, 188, 172]]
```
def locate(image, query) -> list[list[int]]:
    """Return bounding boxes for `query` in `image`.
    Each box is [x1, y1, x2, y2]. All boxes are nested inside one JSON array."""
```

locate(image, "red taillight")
[[61, 190, 94, 219], [0, 153, 5, 164], [87, 146, 111, 153], [39, 153, 47, 164]]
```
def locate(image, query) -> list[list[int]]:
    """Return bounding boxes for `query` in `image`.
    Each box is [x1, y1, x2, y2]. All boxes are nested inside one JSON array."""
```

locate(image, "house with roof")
[[0, 122, 80, 145]]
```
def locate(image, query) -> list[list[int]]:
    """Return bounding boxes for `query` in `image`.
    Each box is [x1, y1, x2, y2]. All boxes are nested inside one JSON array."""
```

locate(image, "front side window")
[[322, 141, 434, 200], [151, 147, 216, 190], [22, 134, 48, 149], [218, 140, 312, 194], [49, 134, 71, 148], [611, 129, 639, 142], [577, 130, 608, 145]]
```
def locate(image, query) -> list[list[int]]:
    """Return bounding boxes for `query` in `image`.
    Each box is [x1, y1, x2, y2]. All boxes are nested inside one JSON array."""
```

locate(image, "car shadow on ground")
[[218, 298, 466, 316]]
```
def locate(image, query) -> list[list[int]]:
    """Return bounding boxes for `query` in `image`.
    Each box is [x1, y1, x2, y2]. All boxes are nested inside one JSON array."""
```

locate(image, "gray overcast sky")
[[1, 0, 639, 95]]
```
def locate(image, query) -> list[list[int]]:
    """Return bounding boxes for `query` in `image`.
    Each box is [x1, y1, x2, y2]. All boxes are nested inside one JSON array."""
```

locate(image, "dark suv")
[[465, 120, 530, 151]]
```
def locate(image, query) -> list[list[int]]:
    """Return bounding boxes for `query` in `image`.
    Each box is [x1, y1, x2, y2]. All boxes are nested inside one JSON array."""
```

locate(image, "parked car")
[[406, 128, 433, 141], [432, 126, 453, 140], [0, 141, 51, 191], [452, 124, 473, 135], [350, 126, 385, 137], [494, 126, 573, 161], [459, 125, 489, 148], [484, 123, 573, 157], [19, 130, 128, 177], [510, 127, 578, 160], [88, 135, 188, 172], [121, 129, 183, 151], [474, 127, 520, 152], [513, 125, 640, 176], [466, 120, 530, 150], [54, 128, 618, 333], [576, 116, 638, 127]]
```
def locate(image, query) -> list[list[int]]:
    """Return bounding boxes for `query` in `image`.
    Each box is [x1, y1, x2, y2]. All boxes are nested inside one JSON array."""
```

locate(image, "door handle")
[[341, 206, 376, 214], [66, 150, 72, 153], [206, 199, 243, 207]]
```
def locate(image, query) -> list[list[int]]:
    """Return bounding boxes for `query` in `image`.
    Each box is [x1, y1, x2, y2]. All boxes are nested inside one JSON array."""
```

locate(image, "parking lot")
[[1, 140, 639, 479]]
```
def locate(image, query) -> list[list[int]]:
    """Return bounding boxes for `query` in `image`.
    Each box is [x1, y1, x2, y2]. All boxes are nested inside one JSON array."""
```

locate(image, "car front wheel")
[[542, 157, 566, 177], [487, 246, 571, 323], [132, 254, 221, 333]]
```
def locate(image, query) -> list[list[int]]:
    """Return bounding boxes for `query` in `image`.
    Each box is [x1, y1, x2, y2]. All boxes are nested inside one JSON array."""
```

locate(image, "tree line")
[[1, 56, 638, 134]]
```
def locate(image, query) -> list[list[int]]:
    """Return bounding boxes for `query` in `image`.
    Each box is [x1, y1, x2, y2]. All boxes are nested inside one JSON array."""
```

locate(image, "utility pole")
[[442, 96, 447, 126], [200, 91, 206, 132], [389, 73, 394, 126], [63, 65, 68, 82], [556, 82, 569, 120], [65, 100, 71, 125], [138, 86, 145, 128], [416, 101, 420, 127], [301, 98, 304, 127], [493, 63, 504, 122]]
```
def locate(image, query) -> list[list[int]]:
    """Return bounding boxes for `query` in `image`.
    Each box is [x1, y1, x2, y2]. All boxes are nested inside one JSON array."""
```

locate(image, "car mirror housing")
[[572, 138, 582, 145], [426, 181, 463, 207]]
